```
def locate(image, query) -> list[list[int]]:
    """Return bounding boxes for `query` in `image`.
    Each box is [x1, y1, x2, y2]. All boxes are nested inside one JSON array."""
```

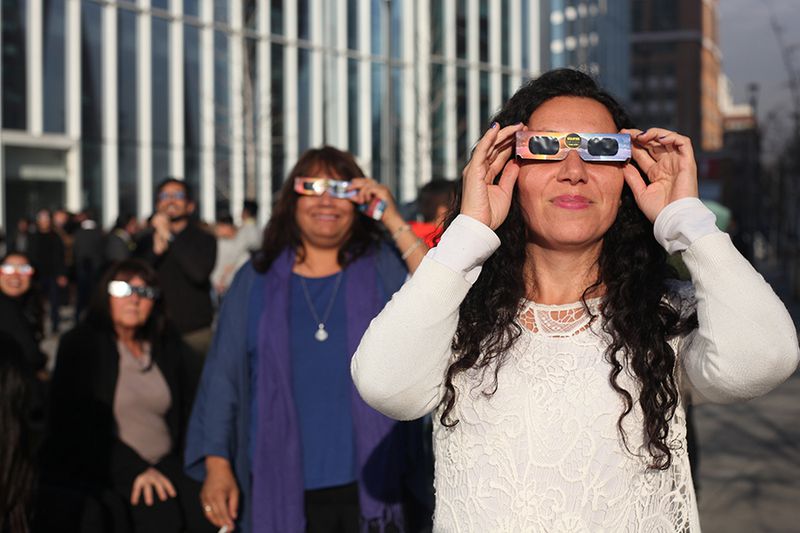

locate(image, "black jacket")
[[27, 231, 66, 278], [0, 292, 45, 372], [137, 223, 217, 334], [41, 322, 201, 492]]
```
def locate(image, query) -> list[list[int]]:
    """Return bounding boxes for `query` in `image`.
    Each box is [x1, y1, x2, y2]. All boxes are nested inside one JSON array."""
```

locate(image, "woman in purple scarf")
[[185, 146, 430, 533]]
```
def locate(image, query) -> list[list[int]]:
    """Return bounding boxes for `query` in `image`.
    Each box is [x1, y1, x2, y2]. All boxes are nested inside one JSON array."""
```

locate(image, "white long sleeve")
[[351, 215, 494, 419]]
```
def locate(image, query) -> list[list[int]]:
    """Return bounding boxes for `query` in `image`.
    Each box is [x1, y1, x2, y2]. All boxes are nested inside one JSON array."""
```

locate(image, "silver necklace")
[[298, 271, 344, 342]]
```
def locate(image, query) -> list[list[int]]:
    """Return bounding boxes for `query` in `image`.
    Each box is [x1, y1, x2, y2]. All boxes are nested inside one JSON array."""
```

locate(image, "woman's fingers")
[[497, 159, 520, 197], [228, 488, 240, 521], [130, 480, 142, 505], [622, 163, 648, 199], [143, 483, 154, 506], [154, 479, 168, 502]]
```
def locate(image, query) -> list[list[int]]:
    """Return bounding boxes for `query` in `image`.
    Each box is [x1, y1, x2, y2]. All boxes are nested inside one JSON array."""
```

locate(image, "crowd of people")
[[1, 69, 798, 533]]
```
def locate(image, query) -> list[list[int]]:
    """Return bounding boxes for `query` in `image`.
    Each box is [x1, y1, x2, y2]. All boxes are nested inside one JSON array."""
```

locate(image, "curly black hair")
[[252, 146, 384, 273], [440, 69, 697, 469]]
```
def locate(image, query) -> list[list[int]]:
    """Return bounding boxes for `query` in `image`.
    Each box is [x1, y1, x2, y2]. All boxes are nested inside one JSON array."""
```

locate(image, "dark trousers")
[[305, 482, 360, 533], [41, 276, 61, 332], [113, 454, 216, 533]]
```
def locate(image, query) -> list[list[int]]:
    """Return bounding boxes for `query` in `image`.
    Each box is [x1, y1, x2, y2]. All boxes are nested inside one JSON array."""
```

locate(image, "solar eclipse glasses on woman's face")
[[108, 280, 160, 300], [294, 177, 356, 199], [516, 132, 631, 162]]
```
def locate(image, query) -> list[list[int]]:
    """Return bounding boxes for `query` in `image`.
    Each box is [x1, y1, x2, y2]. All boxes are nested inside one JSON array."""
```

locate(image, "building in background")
[[629, 0, 722, 152], [0, 0, 543, 229], [540, 0, 632, 104]]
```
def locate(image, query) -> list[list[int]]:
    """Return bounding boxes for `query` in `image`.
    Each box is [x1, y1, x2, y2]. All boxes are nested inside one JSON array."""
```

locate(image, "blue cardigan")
[[184, 244, 408, 532]]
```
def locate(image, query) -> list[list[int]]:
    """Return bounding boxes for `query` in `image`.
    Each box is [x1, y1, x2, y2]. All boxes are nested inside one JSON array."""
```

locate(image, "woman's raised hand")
[[460, 122, 526, 230], [621, 128, 699, 223]]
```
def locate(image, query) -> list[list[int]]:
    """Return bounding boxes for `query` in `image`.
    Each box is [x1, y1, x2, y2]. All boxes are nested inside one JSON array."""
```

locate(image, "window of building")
[[430, 62, 446, 177], [479, 0, 489, 63], [43, 0, 66, 133], [184, 0, 200, 18], [214, 30, 230, 214], [347, 58, 359, 154], [297, 47, 311, 152], [151, 16, 170, 184], [184, 24, 201, 196], [81, 0, 103, 215], [270, 43, 284, 191], [118, 8, 138, 217], [214, 0, 228, 24], [2, 0, 27, 130]]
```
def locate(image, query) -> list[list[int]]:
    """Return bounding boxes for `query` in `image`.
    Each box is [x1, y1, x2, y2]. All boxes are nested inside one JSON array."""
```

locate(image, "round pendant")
[[315, 325, 328, 342]]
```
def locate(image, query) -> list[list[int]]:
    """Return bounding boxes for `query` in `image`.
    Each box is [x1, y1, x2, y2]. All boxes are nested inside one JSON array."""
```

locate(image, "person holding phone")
[[185, 146, 429, 532]]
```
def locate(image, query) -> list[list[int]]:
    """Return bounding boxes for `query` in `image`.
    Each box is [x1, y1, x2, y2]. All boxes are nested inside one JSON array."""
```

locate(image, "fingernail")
[[491, 122, 499, 129]]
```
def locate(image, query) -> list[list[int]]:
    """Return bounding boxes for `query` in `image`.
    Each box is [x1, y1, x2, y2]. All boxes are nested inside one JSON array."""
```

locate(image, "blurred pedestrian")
[[185, 146, 429, 533], [0, 253, 46, 379], [352, 69, 800, 531], [0, 332, 37, 533], [73, 209, 106, 322], [27, 210, 67, 334], [106, 213, 140, 264], [237, 200, 261, 254], [137, 178, 217, 359], [10, 217, 31, 254], [40, 259, 213, 533], [408, 178, 456, 247], [210, 214, 248, 301]]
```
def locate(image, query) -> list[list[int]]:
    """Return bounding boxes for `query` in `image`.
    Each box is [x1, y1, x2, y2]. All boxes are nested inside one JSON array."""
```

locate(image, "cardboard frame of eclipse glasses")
[[516, 131, 631, 162], [293, 177, 386, 220]]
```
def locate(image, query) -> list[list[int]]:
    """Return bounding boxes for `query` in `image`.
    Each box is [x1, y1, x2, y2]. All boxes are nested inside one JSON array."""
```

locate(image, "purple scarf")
[[252, 249, 405, 532]]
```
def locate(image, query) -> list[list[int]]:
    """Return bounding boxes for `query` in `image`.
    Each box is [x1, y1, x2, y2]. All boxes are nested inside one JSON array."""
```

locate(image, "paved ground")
[[694, 258, 800, 532]]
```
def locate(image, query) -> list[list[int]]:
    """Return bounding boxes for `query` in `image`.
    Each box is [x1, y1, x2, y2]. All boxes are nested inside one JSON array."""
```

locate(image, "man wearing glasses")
[[138, 178, 217, 359]]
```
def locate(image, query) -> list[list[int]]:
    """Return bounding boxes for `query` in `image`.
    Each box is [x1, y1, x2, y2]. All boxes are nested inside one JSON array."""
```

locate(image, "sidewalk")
[[694, 258, 800, 532]]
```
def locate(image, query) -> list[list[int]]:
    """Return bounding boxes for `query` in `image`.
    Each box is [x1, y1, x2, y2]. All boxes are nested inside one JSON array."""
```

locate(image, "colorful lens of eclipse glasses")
[[108, 280, 160, 300], [516, 132, 631, 162], [294, 177, 356, 199], [0, 264, 34, 275]]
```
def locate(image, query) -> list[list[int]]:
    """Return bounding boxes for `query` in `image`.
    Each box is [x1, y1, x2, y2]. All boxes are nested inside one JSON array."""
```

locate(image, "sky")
[[718, 0, 800, 140]]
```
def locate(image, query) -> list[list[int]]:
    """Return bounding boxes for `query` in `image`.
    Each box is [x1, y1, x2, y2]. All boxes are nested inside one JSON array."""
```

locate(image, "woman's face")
[[109, 276, 154, 332], [0, 255, 33, 298], [294, 169, 357, 250], [516, 96, 625, 251]]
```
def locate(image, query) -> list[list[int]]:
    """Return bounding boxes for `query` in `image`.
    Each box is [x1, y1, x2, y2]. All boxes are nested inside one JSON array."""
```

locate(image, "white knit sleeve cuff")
[[427, 214, 501, 284], [653, 197, 721, 254]]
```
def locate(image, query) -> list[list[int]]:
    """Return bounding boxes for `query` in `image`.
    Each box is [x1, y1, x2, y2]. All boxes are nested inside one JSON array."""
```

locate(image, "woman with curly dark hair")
[[185, 146, 428, 533], [352, 69, 799, 531]]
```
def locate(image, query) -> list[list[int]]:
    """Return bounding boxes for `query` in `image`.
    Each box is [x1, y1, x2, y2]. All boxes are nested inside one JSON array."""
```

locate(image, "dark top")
[[41, 322, 202, 492], [137, 223, 217, 334], [73, 226, 106, 273], [0, 292, 45, 372], [27, 231, 66, 278]]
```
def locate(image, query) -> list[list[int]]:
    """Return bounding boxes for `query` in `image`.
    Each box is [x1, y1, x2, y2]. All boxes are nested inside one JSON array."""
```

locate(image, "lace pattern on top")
[[518, 297, 601, 337]]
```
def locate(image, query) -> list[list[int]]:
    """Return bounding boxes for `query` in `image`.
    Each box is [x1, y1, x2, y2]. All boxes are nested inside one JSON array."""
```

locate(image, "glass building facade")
[[541, 0, 631, 104], [1, 0, 544, 229]]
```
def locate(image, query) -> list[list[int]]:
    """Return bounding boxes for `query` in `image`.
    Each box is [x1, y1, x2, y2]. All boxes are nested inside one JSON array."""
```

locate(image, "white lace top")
[[352, 201, 799, 533], [433, 297, 697, 532]]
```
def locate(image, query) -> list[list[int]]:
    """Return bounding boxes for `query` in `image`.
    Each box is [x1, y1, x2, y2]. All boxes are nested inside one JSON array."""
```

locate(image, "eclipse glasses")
[[294, 177, 356, 199], [293, 177, 387, 220], [516, 132, 631, 162], [0, 264, 33, 276], [108, 280, 160, 300]]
